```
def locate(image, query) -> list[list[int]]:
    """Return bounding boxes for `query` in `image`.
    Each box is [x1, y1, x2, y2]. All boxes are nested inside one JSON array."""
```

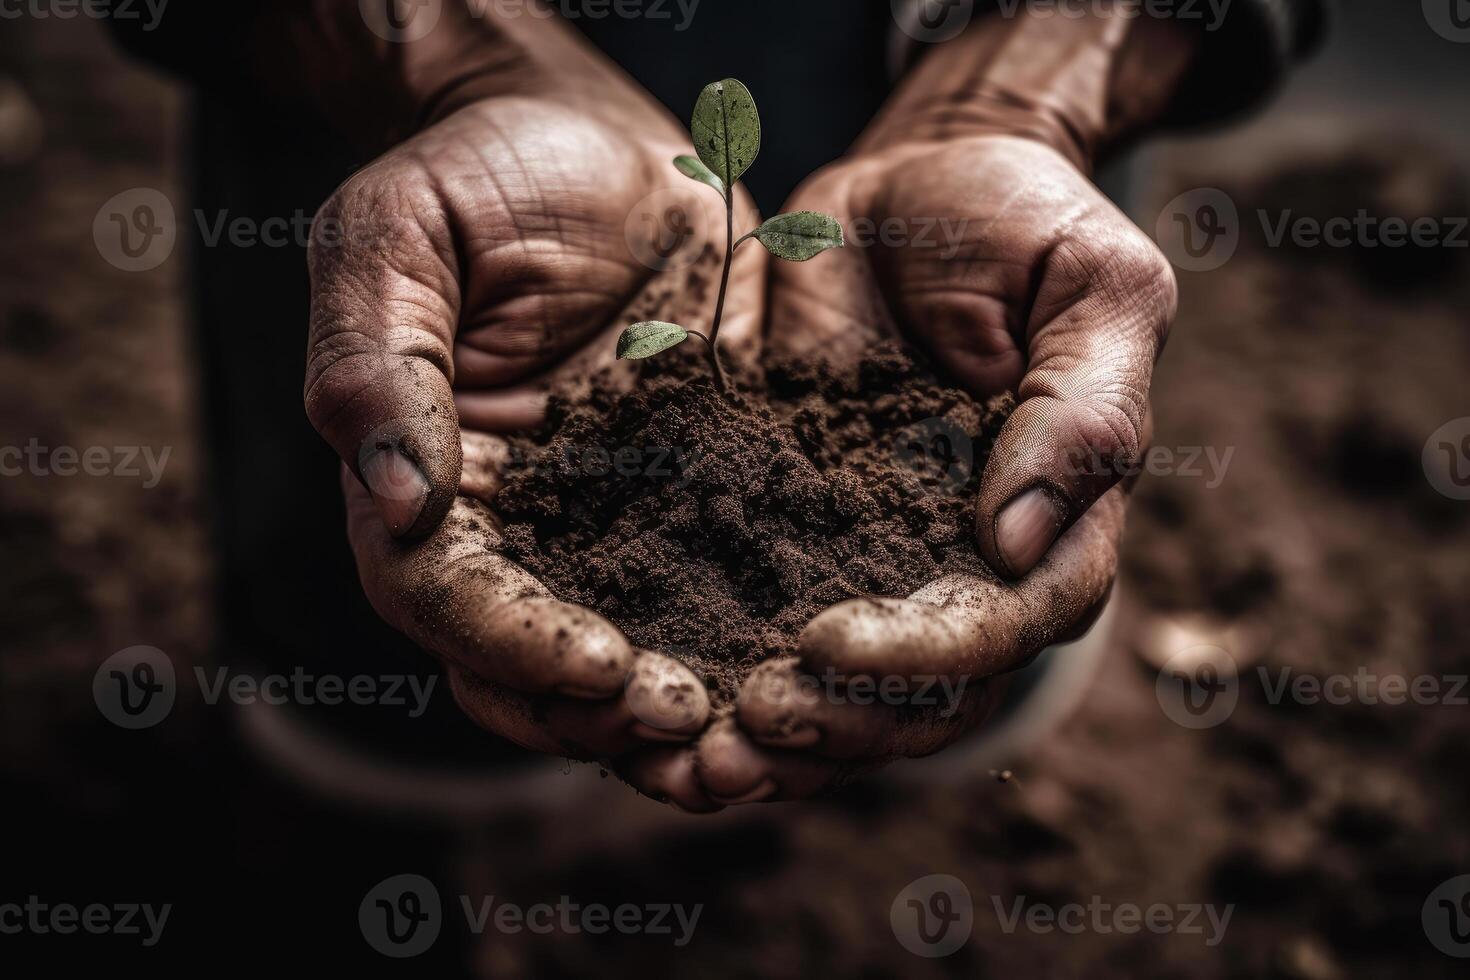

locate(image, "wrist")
[[871, 3, 1199, 172], [257, 1, 618, 151]]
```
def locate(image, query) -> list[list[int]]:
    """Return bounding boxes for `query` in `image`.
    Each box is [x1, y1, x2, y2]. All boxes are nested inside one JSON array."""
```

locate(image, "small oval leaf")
[[617, 321, 690, 360], [691, 78, 760, 186], [673, 155, 725, 196], [753, 211, 846, 262]]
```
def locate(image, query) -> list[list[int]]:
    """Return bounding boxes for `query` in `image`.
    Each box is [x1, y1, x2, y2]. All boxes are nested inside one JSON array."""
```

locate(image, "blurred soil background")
[[2, 4, 1468, 977]]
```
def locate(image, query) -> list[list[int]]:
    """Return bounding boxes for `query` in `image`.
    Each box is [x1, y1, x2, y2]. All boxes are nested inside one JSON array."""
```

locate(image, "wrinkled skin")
[[305, 76, 767, 766], [305, 72, 1175, 812], [681, 134, 1178, 806]]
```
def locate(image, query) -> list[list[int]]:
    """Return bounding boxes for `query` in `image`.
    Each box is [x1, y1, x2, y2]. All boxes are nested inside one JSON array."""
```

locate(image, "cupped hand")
[[678, 130, 1177, 804], [304, 42, 765, 766]]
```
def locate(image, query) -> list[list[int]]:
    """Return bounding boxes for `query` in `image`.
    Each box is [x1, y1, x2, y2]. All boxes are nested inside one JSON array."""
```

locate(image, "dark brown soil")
[[497, 342, 1014, 701]]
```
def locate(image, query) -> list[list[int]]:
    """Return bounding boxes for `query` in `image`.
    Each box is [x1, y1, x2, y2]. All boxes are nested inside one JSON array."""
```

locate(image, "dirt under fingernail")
[[496, 342, 1013, 706]]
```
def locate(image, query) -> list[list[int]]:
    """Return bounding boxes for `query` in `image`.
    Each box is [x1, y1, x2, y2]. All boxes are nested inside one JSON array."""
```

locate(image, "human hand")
[[303, 14, 765, 764], [677, 8, 1194, 804]]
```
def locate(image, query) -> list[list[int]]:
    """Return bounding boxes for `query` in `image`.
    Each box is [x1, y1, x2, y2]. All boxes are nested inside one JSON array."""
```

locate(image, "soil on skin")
[[497, 342, 1014, 702]]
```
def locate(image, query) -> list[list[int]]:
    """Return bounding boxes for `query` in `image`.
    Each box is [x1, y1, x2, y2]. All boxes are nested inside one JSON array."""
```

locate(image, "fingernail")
[[361, 448, 429, 537], [995, 488, 1063, 577]]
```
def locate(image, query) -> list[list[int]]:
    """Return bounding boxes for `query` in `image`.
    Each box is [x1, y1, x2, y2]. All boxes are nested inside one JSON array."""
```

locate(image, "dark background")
[[2, 1, 1469, 975]]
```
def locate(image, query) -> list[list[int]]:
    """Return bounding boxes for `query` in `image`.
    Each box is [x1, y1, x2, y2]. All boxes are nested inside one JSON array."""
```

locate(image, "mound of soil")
[[497, 342, 1013, 702]]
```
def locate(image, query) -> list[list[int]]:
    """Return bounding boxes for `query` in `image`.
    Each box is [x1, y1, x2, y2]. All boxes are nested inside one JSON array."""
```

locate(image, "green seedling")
[[616, 78, 845, 392]]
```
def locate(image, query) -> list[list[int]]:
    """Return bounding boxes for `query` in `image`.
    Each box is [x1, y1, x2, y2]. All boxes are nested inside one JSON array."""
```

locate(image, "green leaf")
[[691, 78, 760, 187], [752, 211, 846, 262], [616, 321, 690, 360], [673, 155, 724, 196]]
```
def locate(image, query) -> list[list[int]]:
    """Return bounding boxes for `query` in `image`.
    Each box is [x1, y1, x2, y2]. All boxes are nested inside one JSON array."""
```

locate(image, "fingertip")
[[353, 405, 462, 541], [624, 652, 710, 740], [735, 660, 819, 747], [619, 746, 724, 814], [798, 597, 967, 681], [361, 448, 430, 537], [694, 720, 777, 804], [480, 598, 635, 697]]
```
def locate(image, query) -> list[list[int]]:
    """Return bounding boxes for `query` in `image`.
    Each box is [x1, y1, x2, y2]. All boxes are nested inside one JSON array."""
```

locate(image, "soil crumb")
[[497, 342, 1013, 701]]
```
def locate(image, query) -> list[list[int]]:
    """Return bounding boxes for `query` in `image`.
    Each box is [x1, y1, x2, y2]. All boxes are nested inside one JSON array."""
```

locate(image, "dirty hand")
[[303, 10, 765, 760], [686, 8, 1197, 803]]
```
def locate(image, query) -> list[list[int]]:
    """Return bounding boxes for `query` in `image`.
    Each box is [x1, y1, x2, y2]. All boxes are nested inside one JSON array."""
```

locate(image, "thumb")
[[304, 166, 463, 539], [976, 231, 1176, 578]]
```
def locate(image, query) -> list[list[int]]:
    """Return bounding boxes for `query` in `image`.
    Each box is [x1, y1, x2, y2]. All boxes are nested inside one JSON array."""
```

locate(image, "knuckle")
[[1112, 229, 1178, 343], [302, 331, 377, 431], [1054, 226, 1178, 348], [1081, 394, 1146, 465]]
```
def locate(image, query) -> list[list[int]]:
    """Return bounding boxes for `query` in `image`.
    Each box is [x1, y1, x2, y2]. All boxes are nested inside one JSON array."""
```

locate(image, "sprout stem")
[[686, 329, 727, 392], [703, 187, 736, 394]]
